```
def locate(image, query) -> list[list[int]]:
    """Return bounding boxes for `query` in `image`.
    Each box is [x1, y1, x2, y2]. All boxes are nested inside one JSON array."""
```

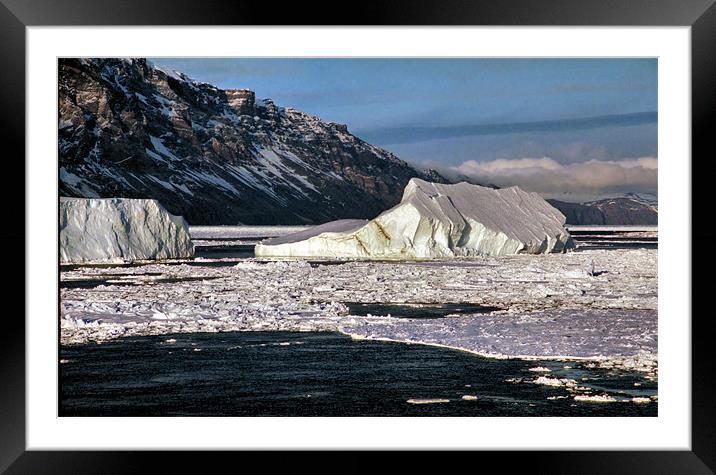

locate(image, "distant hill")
[[548, 195, 658, 225]]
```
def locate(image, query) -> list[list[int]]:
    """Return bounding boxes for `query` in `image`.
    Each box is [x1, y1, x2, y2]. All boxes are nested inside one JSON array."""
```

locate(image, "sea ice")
[[631, 397, 651, 404], [60, 197, 194, 263], [573, 394, 617, 403], [406, 398, 450, 404], [60, 241, 657, 374], [256, 179, 573, 258], [533, 376, 577, 387]]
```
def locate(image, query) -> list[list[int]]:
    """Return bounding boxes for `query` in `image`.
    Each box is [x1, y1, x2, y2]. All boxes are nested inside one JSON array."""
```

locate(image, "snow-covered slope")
[[256, 179, 573, 258], [59, 58, 445, 225], [548, 195, 658, 225], [60, 197, 194, 263]]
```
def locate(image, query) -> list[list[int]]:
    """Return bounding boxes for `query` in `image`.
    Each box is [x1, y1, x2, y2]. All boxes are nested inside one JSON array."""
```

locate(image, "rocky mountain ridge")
[[59, 58, 445, 224], [548, 196, 658, 225]]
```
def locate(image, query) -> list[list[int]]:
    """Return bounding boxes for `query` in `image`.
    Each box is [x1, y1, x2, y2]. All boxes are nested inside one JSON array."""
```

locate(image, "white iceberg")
[[256, 179, 573, 258], [60, 197, 194, 263]]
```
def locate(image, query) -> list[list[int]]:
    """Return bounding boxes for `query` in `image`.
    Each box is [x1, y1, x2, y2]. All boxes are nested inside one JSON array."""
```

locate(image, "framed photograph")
[[5, 0, 714, 472]]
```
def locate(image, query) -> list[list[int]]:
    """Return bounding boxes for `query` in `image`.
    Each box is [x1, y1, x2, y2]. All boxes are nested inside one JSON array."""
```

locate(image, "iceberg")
[[60, 197, 195, 263], [255, 179, 573, 258]]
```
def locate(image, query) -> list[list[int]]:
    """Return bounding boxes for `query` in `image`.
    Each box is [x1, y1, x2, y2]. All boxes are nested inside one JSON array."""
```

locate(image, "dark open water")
[[60, 331, 656, 417]]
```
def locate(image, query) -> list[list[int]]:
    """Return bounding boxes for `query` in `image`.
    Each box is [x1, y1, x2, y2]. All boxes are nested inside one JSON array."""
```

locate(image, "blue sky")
[[151, 58, 657, 199]]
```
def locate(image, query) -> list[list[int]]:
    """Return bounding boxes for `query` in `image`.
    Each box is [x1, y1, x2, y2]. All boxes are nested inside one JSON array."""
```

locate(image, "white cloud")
[[448, 157, 657, 199]]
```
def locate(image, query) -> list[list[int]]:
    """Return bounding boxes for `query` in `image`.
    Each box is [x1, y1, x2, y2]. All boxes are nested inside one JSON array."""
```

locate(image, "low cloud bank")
[[439, 157, 657, 200], [360, 112, 657, 145]]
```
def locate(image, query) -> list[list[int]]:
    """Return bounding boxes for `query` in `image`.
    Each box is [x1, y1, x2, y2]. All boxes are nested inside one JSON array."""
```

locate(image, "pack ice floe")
[[256, 179, 574, 258]]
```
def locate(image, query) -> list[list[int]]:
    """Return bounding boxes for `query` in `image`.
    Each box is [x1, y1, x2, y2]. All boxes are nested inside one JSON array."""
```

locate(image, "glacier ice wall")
[[60, 197, 194, 263], [256, 179, 573, 258]]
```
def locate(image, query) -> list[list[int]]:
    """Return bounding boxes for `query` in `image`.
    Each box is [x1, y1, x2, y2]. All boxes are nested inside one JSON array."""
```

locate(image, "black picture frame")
[[2, 0, 713, 472]]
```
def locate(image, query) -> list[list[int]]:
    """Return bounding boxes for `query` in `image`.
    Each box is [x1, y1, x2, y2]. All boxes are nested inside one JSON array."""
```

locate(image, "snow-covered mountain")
[[59, 58, 446, 225], [547, 195, 658, 225]]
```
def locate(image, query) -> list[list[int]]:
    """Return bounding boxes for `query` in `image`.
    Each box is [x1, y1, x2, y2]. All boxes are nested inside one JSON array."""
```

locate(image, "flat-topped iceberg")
[[255, 179, 573, 258], [60, 197, 194, 263]]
